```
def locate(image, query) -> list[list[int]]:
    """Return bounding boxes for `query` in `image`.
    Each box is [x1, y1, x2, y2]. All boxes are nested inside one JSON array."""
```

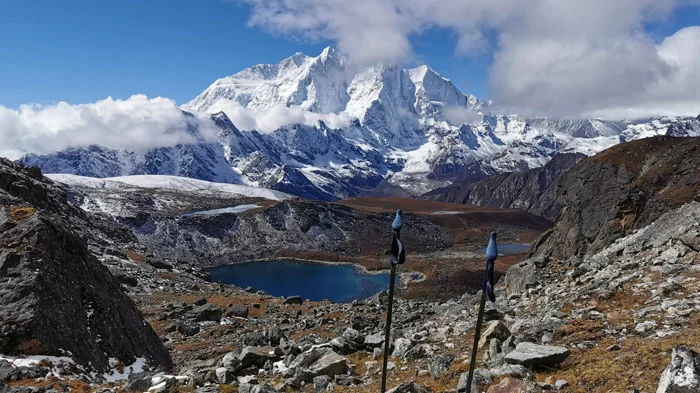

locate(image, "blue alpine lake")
[[479, 244, 531, 255], [208, 259, 392, 303]]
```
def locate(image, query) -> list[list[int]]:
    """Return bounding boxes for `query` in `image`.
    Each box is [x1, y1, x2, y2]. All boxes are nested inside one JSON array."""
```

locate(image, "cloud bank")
[[0, 95, 218, 160], [206, 99, 356, 132], [242, 0, 700, 118]]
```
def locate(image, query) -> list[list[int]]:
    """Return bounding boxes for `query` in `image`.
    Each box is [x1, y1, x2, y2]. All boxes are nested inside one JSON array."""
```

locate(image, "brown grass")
[[541, 326, 700, 393], [9, 378, 91, 393], [541, 275, 700, 393], [9, 206, 36, 220]]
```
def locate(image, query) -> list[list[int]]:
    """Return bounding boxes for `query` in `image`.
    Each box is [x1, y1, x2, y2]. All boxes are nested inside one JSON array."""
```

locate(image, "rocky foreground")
[[1, 136, 700, 393]]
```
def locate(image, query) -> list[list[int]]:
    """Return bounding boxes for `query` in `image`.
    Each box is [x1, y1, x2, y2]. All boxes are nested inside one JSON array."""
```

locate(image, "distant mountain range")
[[19, 47, 700, 201]]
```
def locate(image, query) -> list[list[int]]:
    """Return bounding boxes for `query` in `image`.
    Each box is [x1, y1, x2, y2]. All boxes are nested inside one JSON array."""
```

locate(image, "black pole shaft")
[[381, 263, 397, 393], [465, 280, 488, 393]]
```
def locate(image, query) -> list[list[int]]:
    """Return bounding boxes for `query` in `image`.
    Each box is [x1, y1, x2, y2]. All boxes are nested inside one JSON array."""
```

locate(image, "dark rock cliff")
[[0, 159, 172, 373], [424, 153, 586, 220], [128, 200, 453, 266], [532, 136, 700, 259]]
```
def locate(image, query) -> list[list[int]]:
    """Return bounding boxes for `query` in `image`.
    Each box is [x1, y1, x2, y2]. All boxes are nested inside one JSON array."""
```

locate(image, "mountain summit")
[[19, 48, 700, 200], [183, 47, 480, 125]]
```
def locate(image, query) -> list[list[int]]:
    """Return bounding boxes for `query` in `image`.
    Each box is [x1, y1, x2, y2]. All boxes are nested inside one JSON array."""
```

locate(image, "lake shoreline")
[[210, 257, 427, 286]]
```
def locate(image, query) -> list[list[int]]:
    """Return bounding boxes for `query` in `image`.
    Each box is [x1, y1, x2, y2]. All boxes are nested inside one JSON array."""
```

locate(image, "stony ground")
[[8, 202, 695, 393]]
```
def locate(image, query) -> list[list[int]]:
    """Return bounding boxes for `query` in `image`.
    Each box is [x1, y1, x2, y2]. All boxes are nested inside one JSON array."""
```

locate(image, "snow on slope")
[[47, 174, 292, 201]]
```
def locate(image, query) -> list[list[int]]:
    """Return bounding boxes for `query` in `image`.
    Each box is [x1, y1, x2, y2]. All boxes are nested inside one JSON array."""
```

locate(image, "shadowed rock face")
[[533, 136, 700, 259], [424, 153, 586, 221], [129, 200, 453, 266], [0, 159, 172, 373]]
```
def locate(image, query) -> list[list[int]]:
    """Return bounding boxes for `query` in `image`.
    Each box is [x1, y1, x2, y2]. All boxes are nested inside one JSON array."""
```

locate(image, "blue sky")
[[1, 0, 698, 115], [0, 0, 490, 108]]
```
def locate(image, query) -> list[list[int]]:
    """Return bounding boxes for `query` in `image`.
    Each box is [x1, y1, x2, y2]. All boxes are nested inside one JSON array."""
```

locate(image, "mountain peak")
[[319, 46, 335, 60]]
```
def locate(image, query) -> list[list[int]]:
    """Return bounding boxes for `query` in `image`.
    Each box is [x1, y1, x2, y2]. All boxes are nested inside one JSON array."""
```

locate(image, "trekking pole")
[[465, 232, 498, 393], [381, 209, 405, 393]]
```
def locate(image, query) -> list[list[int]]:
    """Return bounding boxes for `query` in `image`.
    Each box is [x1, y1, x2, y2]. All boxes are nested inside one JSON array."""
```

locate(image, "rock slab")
[[656, 346, 700, 393], [504, 343, 570, 368]]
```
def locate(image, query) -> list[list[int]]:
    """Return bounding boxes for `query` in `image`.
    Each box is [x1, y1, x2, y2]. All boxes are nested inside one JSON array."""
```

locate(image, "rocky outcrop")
[[656, 346, 700, 393], [111, 199, 453, 266], [0, 160, 172, 373], [533, 136, 700, 259], [425, 153, 585, 220]]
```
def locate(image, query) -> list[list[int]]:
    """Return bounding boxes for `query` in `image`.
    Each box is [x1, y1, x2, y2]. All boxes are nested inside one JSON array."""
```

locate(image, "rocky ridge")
[[424, 153, 586, 221], [533, 136, 700, 259], [0, 159, 172, 374]]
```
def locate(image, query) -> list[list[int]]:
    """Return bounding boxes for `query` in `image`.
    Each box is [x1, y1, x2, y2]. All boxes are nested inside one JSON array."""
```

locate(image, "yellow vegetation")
[[9, 206, 36, 220]]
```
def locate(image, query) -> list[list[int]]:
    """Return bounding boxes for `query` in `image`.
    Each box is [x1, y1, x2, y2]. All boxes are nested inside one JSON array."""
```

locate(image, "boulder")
[[364, 333, 385, 349], [429, 353, 455, 378], [504, 343, 570, 368], [286, 348, 349, 383], [284, 296, 303, 305], [656, 346, 700, 393], [286, 348, 329, 377], [177, 322, 200, 337], [124, 372, 154, 393], [392, 338, 412, 358], [224, 305, 248, 319], [242, 332, 267, 346], [265, 326, 283, 346], [215, 367, 233, 384], [220, 352, 242, 373], [313, 375, 332, 392], [239, 346, 282, 369], [403, 344, 434, 361], [342, 328, 364, 346], [187, 303, 221, 322], [306, 351, 349, 379], [505, 260, 538, 297], [479, 321, 511, 348]]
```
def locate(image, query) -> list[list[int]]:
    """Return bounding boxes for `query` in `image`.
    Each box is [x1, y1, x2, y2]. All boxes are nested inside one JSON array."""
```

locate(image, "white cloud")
[[441, 106, 482, 126], [0, 95, 218, 160], [206, 99, 356, 132], [241, 0, 700, 118]]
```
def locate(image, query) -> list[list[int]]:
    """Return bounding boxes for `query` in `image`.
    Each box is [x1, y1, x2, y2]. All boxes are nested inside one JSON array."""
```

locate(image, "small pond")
[[181, 204, 259, 217], [479, 244, 531, 255], [208, 259, 392, 303]]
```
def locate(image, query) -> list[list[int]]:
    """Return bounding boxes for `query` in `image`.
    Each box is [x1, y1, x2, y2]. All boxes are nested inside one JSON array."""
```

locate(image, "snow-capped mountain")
[[19, 47, 700, 201]]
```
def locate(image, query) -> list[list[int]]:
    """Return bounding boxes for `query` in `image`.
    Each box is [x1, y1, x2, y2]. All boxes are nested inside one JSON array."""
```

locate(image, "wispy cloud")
[[206, 99, 356, 132], [0, 95, 218, 160], [241, 0, 700, 118]]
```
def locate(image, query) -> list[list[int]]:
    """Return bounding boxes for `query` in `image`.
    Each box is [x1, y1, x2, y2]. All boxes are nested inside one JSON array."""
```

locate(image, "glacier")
[[19, 47, 700, 201]]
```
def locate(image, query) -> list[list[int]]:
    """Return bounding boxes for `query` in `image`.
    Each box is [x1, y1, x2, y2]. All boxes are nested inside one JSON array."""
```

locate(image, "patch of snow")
[[0, 355, 77, 377], [102, 357, 149, 382], [180, 204, 260, 216], [47, 174, 292, 201]]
